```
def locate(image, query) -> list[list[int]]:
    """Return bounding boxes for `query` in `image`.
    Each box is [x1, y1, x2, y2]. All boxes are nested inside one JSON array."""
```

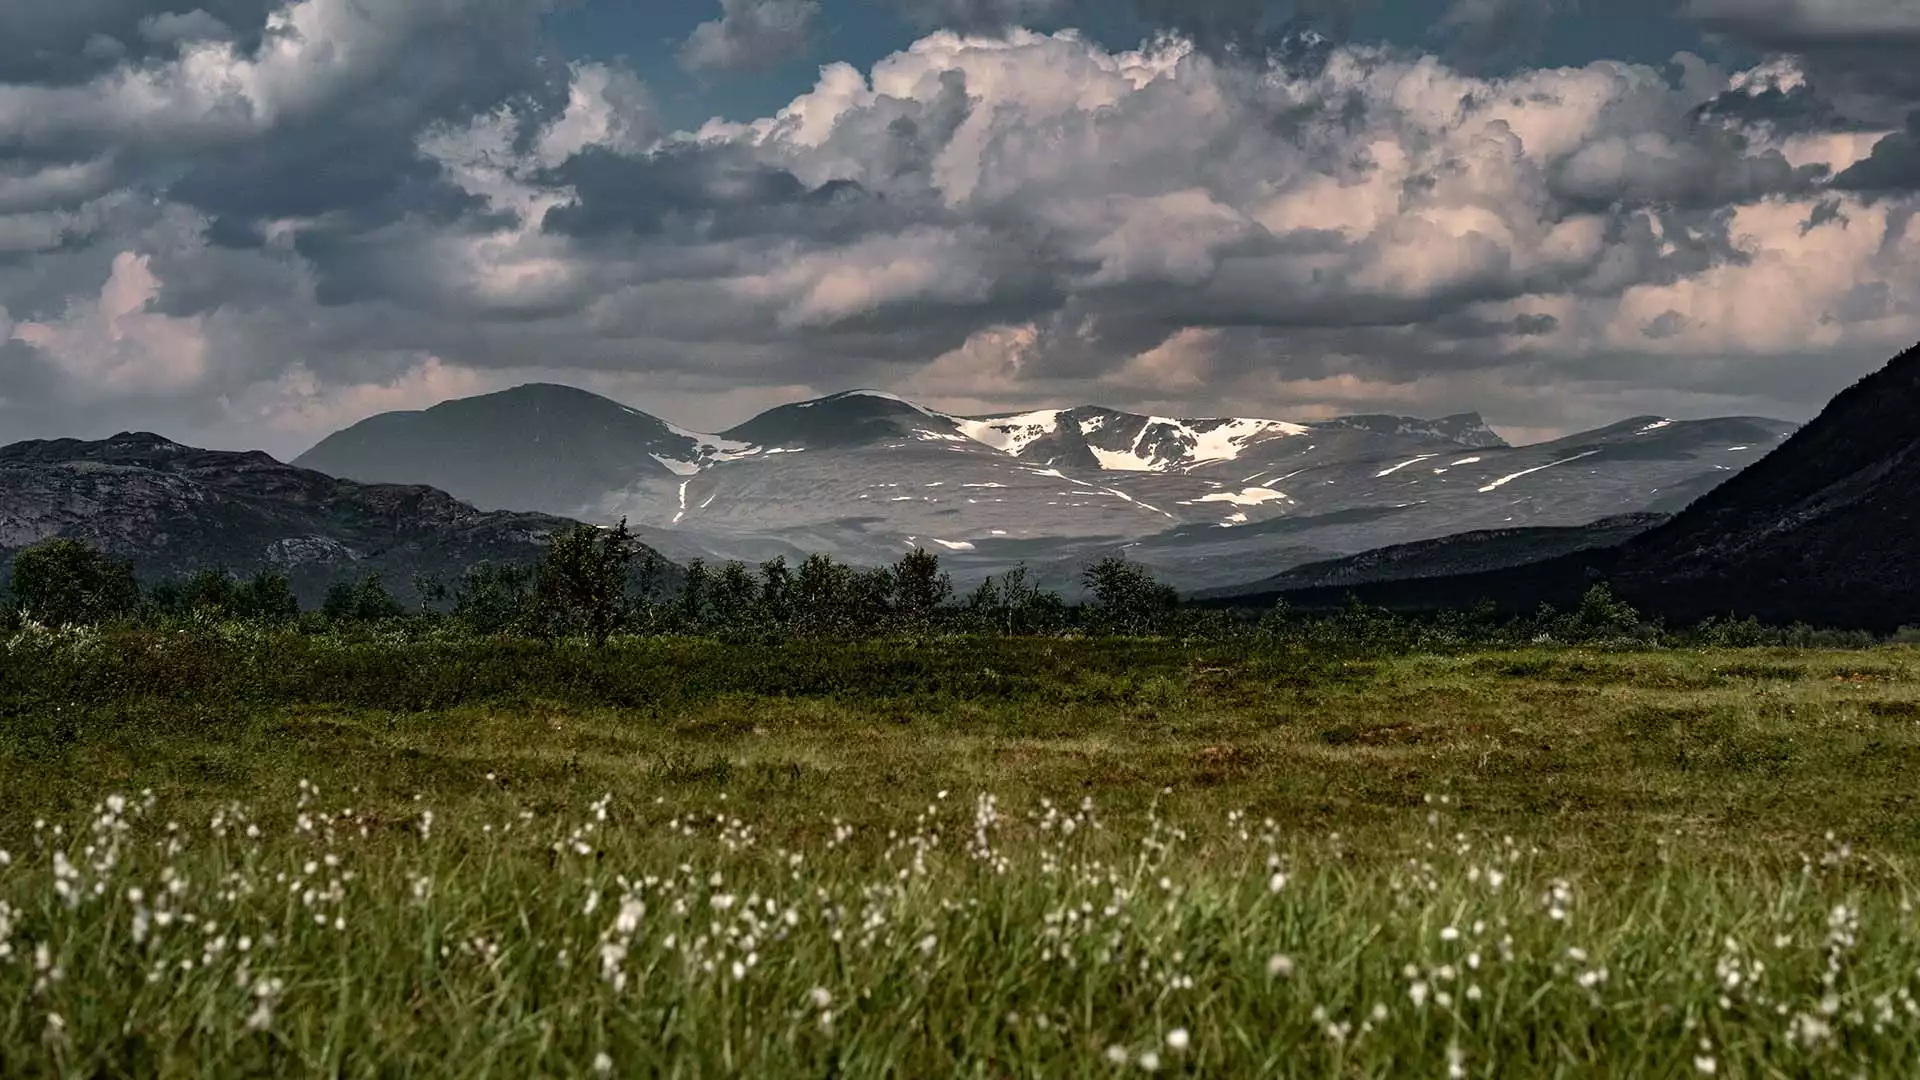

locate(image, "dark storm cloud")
[[1831, 112, 1920, 193], [1694, 84, 1877, 133], [1549, 132, 1830, 210], [1683, 0, 1920, 125], [542, 147, 809, 237], [0, 0, 274, 85]]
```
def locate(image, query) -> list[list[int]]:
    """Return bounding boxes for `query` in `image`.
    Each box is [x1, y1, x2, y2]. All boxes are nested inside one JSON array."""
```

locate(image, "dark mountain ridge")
[[0, 431, 615, 605], [1609, 341, 1920, 629], [1207, 341, 1920, 631]]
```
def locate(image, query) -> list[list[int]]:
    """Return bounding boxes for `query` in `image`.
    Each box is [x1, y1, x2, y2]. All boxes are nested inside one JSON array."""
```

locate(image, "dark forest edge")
[[2, 521, 1910, 652]]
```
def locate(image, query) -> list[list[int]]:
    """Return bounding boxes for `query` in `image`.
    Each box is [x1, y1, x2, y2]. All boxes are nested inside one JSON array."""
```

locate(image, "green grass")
[[8, 629, 1920, 1075]]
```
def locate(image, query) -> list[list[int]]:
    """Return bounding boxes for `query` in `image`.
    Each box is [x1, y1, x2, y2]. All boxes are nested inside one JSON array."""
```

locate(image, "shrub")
[[323, 574, 407, 624], [9, 538, 140, 627], [150, 568, 299, 622], [1083, 556, 1177, 636], [451, 563, 535, 635], [529, 519, 639, 643]]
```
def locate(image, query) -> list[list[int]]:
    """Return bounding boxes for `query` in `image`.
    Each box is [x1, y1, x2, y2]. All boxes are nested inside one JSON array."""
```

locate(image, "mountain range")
[[1216, 341, 1920, 631], [7, 339, 1920, 629], [296, 386, 1795, 594]]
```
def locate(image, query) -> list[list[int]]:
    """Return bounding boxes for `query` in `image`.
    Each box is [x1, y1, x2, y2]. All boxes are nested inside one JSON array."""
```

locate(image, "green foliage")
[[964, 564, 1066, 636], [148, 568, 299, 623], [9, 538, 140, 627], [890, 548, 953, 630], [6, 533, 1902, 649], [529, 519, 639, 643], [321, 574, 406, 624], [1082, 555, 1178, 636], [451, 563, 535, 635], [1563, 583, 1656, 643]]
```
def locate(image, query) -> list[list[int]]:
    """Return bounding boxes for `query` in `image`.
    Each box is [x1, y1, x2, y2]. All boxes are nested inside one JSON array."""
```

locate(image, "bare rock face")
[[0, 432, 616, 605]]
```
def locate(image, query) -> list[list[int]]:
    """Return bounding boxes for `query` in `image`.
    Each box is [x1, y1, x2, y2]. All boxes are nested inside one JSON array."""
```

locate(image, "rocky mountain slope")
[[294, 385, 1794, 593], [0, 432, 614, 605], [1609, 341, 1920, 629]]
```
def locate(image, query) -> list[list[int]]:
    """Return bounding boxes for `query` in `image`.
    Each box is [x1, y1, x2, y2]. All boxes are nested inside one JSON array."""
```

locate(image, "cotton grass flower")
[[1165, 1028, 1189, 1051]]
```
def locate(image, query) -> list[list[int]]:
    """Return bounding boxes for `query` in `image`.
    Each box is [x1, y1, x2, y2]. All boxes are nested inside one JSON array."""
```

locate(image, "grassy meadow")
[[7, 627, 1920, 1075]]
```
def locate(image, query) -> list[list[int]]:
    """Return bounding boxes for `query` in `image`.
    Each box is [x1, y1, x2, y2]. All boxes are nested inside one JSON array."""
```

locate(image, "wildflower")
[[1694, 1055, 1717, 1075], [1137, 1049, 1161, 1072], [1267, 953, 1295, 978], [1166, 1028, 1189, 1051], [808, 987, 832, 1009], [245, 976, 284, 1032], [1268, 872, 1288, 893], [1105, 1045, 1129, 1065], [593, 1052, 614, 1076]]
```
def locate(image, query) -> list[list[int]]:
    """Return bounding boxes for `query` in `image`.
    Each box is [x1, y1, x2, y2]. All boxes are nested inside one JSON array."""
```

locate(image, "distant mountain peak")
[[1310, 413, 1509, 449]]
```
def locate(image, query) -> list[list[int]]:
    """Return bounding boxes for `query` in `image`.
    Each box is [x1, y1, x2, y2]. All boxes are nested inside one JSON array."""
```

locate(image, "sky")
[[0, 1, 1916, 456]]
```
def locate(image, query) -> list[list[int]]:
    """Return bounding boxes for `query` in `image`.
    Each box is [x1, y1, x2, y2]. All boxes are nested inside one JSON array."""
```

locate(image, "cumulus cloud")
[[8, 251, 210, 394], [0, 7, 1916, 454], [137, 9, 237, 47], [680, 0, 820, 75]]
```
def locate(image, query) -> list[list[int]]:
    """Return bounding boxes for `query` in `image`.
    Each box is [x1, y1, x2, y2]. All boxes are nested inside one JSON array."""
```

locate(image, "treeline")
[[0, 526, 1899, 650]]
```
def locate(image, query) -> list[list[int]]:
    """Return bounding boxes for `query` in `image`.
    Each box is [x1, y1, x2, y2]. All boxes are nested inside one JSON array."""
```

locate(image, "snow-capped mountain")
[[294, 385, 1796, 593]]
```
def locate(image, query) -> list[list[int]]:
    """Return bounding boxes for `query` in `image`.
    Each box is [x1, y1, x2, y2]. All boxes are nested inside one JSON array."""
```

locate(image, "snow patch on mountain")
[[955, 410, 1066, 455], [1192, 487, 1289, 507], [1089, 446, 1158, 471], [1182, 417, 1311, 463], [1375, 455, 1439, 478], [651, 455, 701, 478], [1478, 450, 1603, 493]]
